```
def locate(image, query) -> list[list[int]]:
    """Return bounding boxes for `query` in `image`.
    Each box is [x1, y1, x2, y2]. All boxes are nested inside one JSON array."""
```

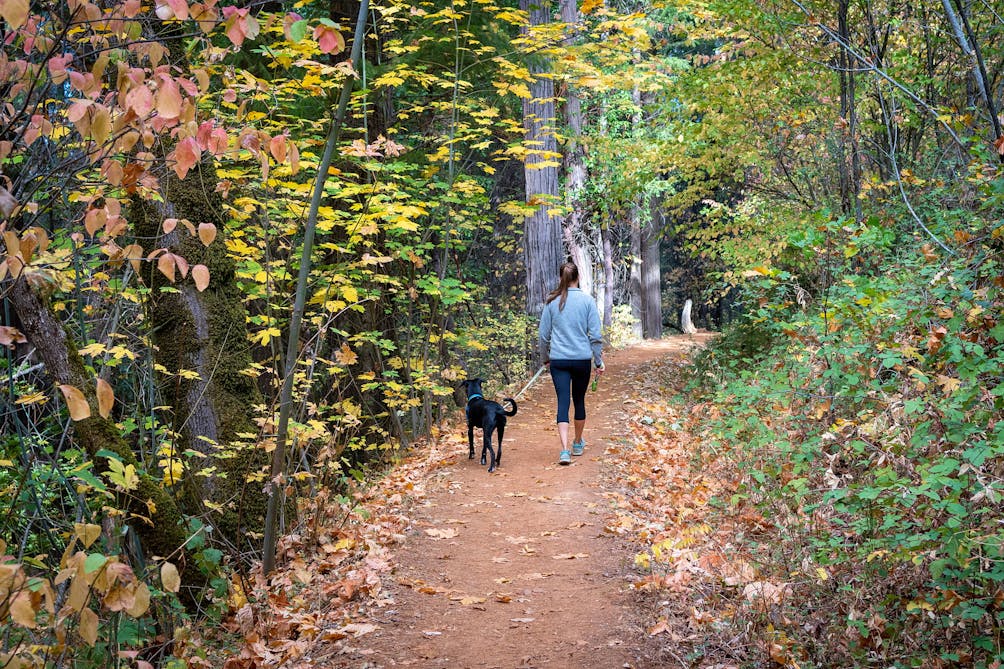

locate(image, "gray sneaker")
[[558, 449, 571, 465], [572, 440, 585, 456]]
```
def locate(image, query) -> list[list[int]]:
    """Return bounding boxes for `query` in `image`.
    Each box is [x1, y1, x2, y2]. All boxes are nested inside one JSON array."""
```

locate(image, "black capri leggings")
[[549, 359, 592, 423]]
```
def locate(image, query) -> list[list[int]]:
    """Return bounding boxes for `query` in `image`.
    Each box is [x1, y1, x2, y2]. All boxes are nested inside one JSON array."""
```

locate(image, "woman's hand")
[[595, 362, 605, 376]]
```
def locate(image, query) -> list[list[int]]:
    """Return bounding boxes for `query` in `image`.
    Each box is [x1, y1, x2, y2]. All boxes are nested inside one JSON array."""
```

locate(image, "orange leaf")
[[155, 77, 183, 119], [289, 141, 300, 175], [197, 222, 216, 246], [172, 136, 200, 180], [269, 134, 287, 164], [59, 384, 91, 421], [96, 378, 114, 419], [173, 253, 189, 279], [192, 264, 210, 292], [157, 253, 177, 282], [335, 343, 358, 365]]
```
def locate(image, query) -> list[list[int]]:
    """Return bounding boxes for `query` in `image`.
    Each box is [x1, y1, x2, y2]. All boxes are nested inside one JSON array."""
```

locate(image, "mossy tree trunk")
[[6, 278, 193, 569], [131, 159, 266, 554]]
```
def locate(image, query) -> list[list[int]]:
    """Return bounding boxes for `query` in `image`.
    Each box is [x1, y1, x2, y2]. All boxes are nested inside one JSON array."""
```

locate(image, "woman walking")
[[538, 260, 604, 465]]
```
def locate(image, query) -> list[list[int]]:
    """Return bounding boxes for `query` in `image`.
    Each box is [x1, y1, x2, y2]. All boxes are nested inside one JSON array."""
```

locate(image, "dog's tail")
[[503, 398, 517, 416]]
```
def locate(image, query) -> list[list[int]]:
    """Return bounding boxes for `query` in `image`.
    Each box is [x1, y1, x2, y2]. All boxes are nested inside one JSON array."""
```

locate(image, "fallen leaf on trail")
[[506, 492, 527, 497], [492, 556, 510, 563], [517, 572, 552, 580], [340, 623, 377, 637], [422, 631, 442, 637], [424, 528, 458, 540], [456, 596, 486, 605], [520, 545, 537, 555], [552, 553, 589, 560], [540, 531, 556, 537], [506, 535, 531, 544], [495, 594, 513, 603], [510, 617, 535, 623], [494, 577, 511, 584], [647, 618, 669, 636]]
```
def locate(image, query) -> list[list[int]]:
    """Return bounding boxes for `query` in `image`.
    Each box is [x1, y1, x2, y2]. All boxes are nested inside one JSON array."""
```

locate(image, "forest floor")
[[231, 335, 714, 669]]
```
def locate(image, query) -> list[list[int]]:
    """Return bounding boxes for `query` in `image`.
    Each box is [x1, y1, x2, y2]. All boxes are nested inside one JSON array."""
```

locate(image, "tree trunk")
[[560, 0, 591, 296], [681, 299, 698, 334], [521, 0, 563, 316], [600, 222, 614, 330], [627, 84, 643, 338], [640, 203, 663, 339], [131, 160, 265, 553], [6, 278, 196, 579]]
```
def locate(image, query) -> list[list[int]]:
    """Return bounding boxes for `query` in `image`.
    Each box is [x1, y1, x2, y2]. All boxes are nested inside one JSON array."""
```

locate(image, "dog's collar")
[[466, 394, 483, 404]]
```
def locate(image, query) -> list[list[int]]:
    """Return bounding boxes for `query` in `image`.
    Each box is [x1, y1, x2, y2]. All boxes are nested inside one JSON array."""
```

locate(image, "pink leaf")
[[172, 137, 200, 180], [313, 25, 344, 55]]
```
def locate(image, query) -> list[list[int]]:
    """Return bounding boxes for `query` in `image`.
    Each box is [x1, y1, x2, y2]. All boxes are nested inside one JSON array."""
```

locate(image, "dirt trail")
[[336, 338, 703, 669]]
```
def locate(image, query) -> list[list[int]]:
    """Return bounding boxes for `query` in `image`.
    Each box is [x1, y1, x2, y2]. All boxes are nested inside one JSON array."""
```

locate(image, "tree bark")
[[560, 0, 592, 297], [681, 299, 698, 334], [132, 160, 265, 553], [521, 0, 564, 316], [6, 278, 195, 576], [640, 203, 663, 339], [600, 222, 614, 329], [627, 85, 643, 337]]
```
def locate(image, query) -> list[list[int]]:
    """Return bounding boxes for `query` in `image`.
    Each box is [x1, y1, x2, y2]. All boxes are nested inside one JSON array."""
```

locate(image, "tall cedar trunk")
[[560, 0, 592, 296], [640, 200, 663, 339], [132, 160, 265, 552], [628, 85, 643, 337], [521, 0, 563, 316], [6, 278, 200, 585], [600, 223, 614, 329]]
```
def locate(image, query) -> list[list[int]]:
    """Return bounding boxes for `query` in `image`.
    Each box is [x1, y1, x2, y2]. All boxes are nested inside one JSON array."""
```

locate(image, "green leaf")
[[84, 553, 107, 574], [289, 19, 308, 42]]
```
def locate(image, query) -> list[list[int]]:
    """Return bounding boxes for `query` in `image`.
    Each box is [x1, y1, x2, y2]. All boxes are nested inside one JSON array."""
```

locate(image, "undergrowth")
[[614, 212, 1004, 667]]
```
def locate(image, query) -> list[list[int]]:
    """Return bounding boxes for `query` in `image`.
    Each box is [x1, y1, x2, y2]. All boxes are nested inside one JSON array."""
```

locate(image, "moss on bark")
[[132, 159, 268, 552]]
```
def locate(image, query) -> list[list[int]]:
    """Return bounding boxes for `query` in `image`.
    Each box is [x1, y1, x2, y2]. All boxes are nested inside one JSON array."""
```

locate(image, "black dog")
[[460, 379, 517, 473]]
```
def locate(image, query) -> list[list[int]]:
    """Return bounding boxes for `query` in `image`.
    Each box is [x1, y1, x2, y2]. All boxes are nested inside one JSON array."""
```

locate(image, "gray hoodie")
[[538, 288, 604, 366]]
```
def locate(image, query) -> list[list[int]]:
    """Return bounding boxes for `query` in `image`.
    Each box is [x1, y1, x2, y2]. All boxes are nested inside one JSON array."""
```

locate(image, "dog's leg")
[[496, 420, 504, 468], [467, 423, 475, 459], [483, 427, 497, 472]]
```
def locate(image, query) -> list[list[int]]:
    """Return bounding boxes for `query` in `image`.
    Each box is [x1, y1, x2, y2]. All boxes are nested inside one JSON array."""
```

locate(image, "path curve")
[[335, 337, 704, 668]]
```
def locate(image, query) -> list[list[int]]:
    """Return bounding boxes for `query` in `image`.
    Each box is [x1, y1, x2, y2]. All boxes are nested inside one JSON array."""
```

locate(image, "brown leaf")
[[10, 590, 38, 628], [157, 252, 177, 282], [197, 222, 217, 246], [335, 343, 358, 366], [192, 264, 210, 292], [79, 607, 99, 646], [96, 378, 114, 419], [161, 562, 180, 593], [0, 325, 26, 348], [59, 384, 91, 421], [0, 184, 17, 219], [74, 523, 102, 549], [0, 0, 29, 30]]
